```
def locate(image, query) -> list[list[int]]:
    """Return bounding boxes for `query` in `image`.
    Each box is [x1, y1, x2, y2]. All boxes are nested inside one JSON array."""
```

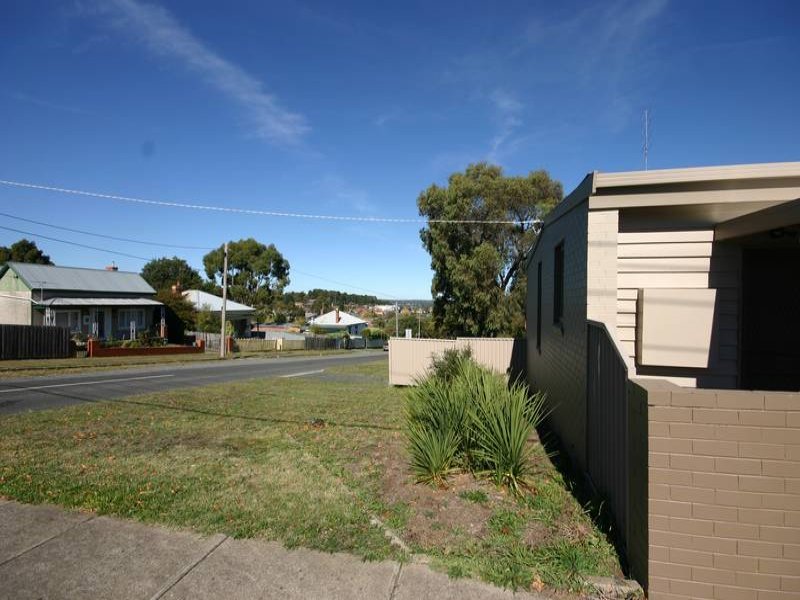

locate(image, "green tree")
[[203, 239, 290, 309], [155, 290, 196, 342], [0, 239, 53, 265], [141, 257, 204, 292], [195, 307, 221, 333], [418, 163, 562, 337]]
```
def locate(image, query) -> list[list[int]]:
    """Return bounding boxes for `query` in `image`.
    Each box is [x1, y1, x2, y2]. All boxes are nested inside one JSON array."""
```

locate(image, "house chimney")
[[335, 308, 340, 323], [105, 262, 118, 271], [171, 280, 183, 295]]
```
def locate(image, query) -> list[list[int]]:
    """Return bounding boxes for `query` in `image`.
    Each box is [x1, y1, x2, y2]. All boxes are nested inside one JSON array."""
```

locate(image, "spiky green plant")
[[406, 375, 469, 441], [468, 370, 534, 495], [407, 424, 460, 486]]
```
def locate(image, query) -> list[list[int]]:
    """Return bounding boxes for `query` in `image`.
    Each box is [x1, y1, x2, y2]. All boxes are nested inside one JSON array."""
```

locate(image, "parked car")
[[383, 341, 389, 351]]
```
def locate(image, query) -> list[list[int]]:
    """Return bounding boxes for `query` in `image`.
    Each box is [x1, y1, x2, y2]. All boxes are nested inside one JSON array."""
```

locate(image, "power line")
[[0, 212, 212, 251], [0, 179, 541, 226], [0, 225, 153, 261], [0, 222, 398, 298]]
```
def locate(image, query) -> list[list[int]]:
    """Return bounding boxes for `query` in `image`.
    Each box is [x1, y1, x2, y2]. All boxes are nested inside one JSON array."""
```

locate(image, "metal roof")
[[182, 290, 255, 315], [2, 263, 155, 294], [43, 297, 163, 307], [310, 310, 367, 327]]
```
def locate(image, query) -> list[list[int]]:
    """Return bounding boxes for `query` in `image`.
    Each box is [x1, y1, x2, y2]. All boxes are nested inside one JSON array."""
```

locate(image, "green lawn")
[[0, 360, 620, 594]]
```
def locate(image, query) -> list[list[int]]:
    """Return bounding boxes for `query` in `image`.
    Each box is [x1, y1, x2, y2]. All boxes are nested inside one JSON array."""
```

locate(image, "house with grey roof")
[[181, 289, 256, 337], [309, 309, 367, 335], [0, 262, 161, 339]]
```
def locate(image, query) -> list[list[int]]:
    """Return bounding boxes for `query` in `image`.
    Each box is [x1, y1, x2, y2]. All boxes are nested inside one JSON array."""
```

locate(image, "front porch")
[[39, 298, 163, 340]]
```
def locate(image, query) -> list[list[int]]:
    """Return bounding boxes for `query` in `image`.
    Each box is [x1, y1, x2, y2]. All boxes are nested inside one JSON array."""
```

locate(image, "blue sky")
[[1, 0, 798, 299]]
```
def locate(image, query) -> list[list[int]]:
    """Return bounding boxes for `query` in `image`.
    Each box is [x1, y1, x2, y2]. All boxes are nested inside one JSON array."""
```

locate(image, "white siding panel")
[[618, 272, 710, 289], [618, 242, 713, 258], [618, 257, 711, 273], [618, 230, 715, 243], [615, 228, 741, 388]]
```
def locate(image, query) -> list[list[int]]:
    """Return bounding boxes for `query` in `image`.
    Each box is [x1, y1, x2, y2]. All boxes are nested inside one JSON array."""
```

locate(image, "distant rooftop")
[[310, 309, 366, 327], [182, 289, 255, 315]]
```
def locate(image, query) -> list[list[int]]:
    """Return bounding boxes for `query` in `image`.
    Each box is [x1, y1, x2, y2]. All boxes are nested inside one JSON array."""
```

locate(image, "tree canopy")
[[141, 257, 204, 292], [418, 163, 562, 338], [0, 239, 53, 265], [203, 238, 290, 309]]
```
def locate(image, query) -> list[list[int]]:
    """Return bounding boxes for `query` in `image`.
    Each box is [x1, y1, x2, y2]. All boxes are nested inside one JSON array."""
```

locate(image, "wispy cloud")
[[97, 0, 309, 145], [6, 91, 95, 117], [487, 89, 523, 163], [373, 108, 403, 128], [315, 173, 376, 215], [520, 0, 669, 129], [441, 0, 668, 140]]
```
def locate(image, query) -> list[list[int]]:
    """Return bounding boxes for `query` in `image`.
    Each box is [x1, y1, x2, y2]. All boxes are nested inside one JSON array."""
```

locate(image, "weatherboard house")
[[181, 289, 256, 337], [309, 309, 367, 335], [0, 262, 161, 338]]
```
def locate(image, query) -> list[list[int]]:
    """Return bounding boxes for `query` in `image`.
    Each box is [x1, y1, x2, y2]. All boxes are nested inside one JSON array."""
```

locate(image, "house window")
[[553, 242, 564, 325], [118, 309, 146, 330], [55, 310, 81, 332], [536, 261, 542, 352]]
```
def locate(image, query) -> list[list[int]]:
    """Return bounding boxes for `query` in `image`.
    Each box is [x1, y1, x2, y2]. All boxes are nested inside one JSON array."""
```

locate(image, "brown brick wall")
[[526, 198, 590, 468], [633, 380, 800, 600], [87, 339, 205, 357]]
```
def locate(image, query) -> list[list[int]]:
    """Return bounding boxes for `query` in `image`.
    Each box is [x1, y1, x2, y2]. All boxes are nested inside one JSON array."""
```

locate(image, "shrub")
[[469, 373, 534, 494], [361, 327, 387, 340], [407, 424, 460, 486], [428, 346, 472, 382], [405, 351, 546, 494]]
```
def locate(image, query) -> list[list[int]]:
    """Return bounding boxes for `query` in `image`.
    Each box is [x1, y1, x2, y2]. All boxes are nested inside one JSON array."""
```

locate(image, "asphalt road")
[[0, 352, 386, 416]]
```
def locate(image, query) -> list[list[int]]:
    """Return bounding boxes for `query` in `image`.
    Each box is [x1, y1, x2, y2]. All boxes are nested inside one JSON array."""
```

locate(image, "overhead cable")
[[0, 179, 542, 225]]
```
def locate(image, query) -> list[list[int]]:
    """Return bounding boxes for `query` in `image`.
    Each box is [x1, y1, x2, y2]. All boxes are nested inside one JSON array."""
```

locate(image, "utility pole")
[[220, 242, 229, 359], [417, 310, 421, 338], [395, 301, 399, 338]]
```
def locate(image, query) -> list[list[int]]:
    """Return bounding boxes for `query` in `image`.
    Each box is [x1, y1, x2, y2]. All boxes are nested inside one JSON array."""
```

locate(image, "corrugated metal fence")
[[587, 320, 630, 556], [0, 325, 72, 360], [388, 337, 525, 385]]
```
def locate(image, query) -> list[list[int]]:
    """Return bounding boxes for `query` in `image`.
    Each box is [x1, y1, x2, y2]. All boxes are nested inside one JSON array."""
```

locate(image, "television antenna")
[[643, 109, 651, 170]]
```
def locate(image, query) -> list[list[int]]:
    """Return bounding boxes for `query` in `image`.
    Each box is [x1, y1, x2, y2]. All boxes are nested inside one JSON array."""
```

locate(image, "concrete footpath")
[[0, 500, 546, 600]]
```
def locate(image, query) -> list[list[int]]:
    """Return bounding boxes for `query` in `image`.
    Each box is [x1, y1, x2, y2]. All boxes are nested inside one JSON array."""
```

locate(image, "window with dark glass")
[[553, 242, 564, 325], [536, 261, 542, 351]]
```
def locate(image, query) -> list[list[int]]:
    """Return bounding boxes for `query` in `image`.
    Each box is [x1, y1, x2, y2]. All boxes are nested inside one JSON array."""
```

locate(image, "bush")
[[405, 351, 548, 494], [361, 327, 387, 340], [407, 424, 460, 486], [429, 347, 472, 382]]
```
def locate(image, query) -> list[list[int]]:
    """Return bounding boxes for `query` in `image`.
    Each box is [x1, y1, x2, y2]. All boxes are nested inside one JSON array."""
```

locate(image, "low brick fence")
[[630, 379, 800, 600], [88, 339, 205, 358]]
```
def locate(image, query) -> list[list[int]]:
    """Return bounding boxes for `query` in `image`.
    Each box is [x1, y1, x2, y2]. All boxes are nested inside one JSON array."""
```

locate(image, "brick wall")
[[526, 198, 590, 468], [87, 339, 205, 357], [633, 378, 800, 599]]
